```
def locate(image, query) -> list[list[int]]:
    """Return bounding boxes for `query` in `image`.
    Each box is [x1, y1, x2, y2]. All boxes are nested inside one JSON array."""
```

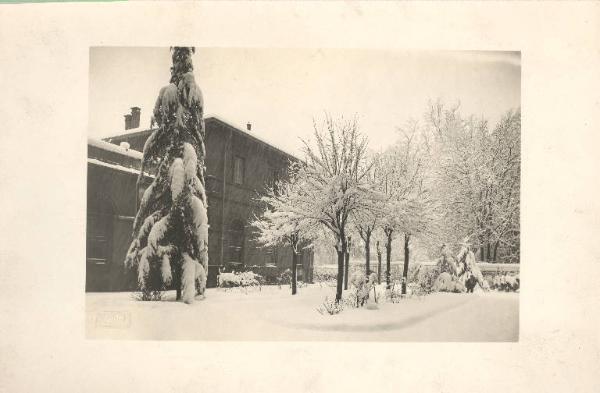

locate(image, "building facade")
[[87, 116, 314, 292]]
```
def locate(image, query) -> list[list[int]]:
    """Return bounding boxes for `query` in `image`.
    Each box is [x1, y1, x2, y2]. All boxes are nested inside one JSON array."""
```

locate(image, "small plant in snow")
[[409, 266, 438, 296], [385, 280, 404, 303], [348, 271, 377, 307], [297, 280, 308, 288], [317, 296, 344, 315], [132, 290, 162, 301], [314, 271, 337, 288], [277, 269, 292, 289]]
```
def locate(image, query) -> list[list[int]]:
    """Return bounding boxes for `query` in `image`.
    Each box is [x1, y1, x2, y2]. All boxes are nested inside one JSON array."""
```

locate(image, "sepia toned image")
[[86, 47, 520, 341]]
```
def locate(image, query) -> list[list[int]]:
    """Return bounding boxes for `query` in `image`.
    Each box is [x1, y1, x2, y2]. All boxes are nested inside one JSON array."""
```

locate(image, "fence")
[[314, 260, 520, 283]]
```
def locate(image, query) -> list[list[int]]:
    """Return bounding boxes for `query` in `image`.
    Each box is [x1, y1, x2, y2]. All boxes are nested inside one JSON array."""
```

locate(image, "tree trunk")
[[493, 241, 499, 262], [365, 232, 371, 276], [401, 233, 410, 295], [335, 236, 346, 302], [336, 249, 345, 302], [486, 242, 491, 262], [291, 246, 298, 295], [376, 241, 382, 284], [343, 237, 351, 290], [174, 263, 182, 300], [385, 232, 392, 289]]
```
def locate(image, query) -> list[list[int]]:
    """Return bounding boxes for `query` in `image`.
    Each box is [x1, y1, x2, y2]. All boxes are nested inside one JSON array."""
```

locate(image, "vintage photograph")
[[86, 47, 520, 341]]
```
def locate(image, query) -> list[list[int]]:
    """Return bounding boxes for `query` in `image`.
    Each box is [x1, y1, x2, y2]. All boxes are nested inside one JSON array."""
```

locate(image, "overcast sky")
[[89, 47, 520, 156]]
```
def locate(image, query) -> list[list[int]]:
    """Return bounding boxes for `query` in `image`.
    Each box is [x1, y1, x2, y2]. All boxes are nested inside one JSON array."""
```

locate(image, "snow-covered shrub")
[[313, 270, 337, 288], [481, 278, 491, 291], [317, 297, 344, 315], [406, 282, 425, 298], [490, 273, 519, 292], [407, 265, 438, 296], [385, 281, 404, 303], [217, 271, 262, 290], [407, 263, 423, 283], [277, 269, 292, 288], [432, 272, 466, 293], [238, 271, 261, 287], [348, 271, 377, 307], [505, 274, 519, 291], [218, 272, 241, 288], [297, 280, 308, 288], [132, 290, 162, 301]]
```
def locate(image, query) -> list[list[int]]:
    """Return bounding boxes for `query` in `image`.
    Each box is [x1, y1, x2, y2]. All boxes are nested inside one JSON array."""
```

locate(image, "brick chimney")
[[124, 113, 133, 130], [131, 107, 141, 128], [246, 122, 252, 131], [124, 107, 141, 130]]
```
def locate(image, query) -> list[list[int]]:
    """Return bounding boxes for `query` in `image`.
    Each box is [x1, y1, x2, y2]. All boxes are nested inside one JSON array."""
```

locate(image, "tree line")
[[252, 100, 521, 302]]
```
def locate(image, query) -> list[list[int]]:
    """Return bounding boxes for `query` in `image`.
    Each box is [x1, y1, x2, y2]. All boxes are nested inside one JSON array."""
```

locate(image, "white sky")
[[89, 47, 520, 156]]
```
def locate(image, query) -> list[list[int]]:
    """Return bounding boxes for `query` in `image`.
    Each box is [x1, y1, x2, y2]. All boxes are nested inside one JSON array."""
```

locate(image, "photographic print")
[[86, 47, 520, 341]]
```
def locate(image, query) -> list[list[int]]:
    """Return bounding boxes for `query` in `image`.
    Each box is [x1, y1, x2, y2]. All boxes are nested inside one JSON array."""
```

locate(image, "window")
[[233, 156, 245, 185]]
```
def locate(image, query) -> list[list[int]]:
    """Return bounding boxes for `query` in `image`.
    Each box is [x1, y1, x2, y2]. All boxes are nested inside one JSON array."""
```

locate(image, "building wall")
[[86, 163, 139, 291], [87, 117, 313, 291]]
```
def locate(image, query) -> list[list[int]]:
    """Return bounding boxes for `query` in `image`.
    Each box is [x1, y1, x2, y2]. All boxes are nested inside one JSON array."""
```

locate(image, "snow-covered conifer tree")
[[124, 47, 209, 304]]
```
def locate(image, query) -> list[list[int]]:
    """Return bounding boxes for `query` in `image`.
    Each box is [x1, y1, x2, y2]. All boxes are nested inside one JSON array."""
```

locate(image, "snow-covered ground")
[[86, 284, 518, 341]]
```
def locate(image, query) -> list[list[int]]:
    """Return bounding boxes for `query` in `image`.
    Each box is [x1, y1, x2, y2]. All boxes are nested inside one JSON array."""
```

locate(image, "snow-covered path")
[[86, 285, 518, 341]]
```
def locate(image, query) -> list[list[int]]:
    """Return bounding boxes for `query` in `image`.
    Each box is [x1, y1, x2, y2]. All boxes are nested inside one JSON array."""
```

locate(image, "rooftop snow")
[[87, 158, 154, 178], [101, 115, 302, 162], [88, 137, 143, 160]]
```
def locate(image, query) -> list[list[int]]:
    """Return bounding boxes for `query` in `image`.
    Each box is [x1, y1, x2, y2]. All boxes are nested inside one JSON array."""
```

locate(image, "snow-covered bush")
[[432, 272, 466, 293], [490, 273, 519, 292], [217, 271, 262, 289], [297, 280, 308, 288], [314, 271, 337, 288], [132, 290, 162, 301], [317, 296, 344, 315], [277, 269, 292, 288], [406, 264, 438, 296], [348, 271, 377, 307], [385, 281, 404, 303], [239, 271, 262, 287], [217, 272, 240, 288], [505, 274, 519, 291]]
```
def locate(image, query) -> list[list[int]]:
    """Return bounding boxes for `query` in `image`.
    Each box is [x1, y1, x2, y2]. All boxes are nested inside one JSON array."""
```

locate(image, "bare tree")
[[351, 152, 384, 277], [292, 114, 375, 302], [425, 100, 521, 263], [377, 120, 430, 289]]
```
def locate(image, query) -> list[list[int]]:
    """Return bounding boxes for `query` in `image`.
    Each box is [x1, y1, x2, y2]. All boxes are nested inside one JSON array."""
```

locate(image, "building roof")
[[88, 137, 143, 160], [87, 158, 154, 178], [205, 114, 301, 162], [87, 137, 155, 178], [101, 115, 302, 162]]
